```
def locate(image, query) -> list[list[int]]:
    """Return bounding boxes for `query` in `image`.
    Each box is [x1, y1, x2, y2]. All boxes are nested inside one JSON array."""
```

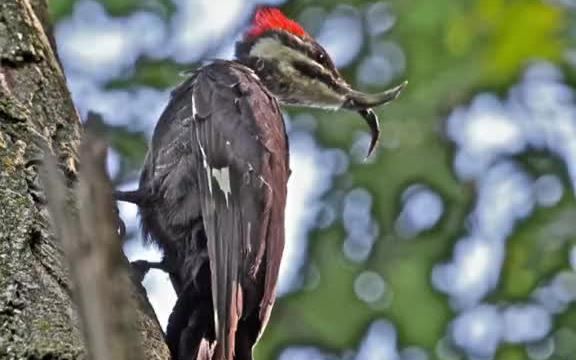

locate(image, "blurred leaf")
[[382, 250, 451, 348], [478, 0, 565, 85], [49, 0, 176, 21], [49, 0, 76, 22], [553, 327, 576, 359], [497, 196, 576, 300], [106, 58, 192, 90], [496, 345, 527, 360], [494, 153, 576, 300], [98, 0, 175, 18], [107, 125, 149, 183]]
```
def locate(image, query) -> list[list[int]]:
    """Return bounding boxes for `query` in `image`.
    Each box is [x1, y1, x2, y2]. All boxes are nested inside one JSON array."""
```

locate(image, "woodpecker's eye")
[[312, 46, 334, 70]]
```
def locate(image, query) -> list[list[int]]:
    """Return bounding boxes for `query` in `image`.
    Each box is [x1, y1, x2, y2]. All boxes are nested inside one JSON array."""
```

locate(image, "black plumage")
[[137, 60, 289, 360]]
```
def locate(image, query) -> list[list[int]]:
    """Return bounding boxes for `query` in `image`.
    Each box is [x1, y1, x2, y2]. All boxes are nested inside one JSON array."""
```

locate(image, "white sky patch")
[[60, 28, 127, 73], [356, 320, 400, 360], [278, 346, 331, 360], [432, 163, 532, 309], [168, 0, 245, 61], [502, 305, 551, 343], [56, 0, 166, 80], [342, 188, 377, 263], [119, 180, 177, 330], [143, 269, 177, 329], [448, 94, 524, 160], [72, 86, 169, 129], [457, 241, 494, 290], [315, 6, 363, 67], [280, 141, 319, 293], [475, 163, 534, 239], [433, 237, 504, 309], [365, 2, 396, 36], [211, 38, 238, 62], [464, 112, 522, 153], [124, 237, 176, 330], [395, 185, 443, 238], [452, 305, 502, 358], [279, 131, 333, 294], [533, 174, 564, 207]]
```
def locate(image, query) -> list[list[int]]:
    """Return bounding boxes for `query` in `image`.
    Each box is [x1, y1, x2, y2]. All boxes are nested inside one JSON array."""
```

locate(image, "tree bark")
[[0, 1, 169, 359]]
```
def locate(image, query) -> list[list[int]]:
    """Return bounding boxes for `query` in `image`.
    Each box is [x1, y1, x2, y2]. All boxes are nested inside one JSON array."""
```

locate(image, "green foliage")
[[266, 0, 575, 358], [97, 0, 175, 18], [49, 0, 76, 21], [105, 58, 192, 90], [49, 0, 175, 20]]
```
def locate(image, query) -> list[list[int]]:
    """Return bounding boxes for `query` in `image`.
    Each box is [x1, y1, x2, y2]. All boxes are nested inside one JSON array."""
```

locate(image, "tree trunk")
[[0, 1, 169, 359]]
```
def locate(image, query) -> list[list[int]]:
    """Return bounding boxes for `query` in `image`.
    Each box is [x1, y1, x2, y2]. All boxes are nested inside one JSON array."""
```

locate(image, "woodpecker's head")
[[236, 8, 406, 156]]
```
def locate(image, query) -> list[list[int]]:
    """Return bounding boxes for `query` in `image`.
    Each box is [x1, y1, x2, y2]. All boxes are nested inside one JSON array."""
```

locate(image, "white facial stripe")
[[250, 37, 323, 72], [249, 37, 346, 109]]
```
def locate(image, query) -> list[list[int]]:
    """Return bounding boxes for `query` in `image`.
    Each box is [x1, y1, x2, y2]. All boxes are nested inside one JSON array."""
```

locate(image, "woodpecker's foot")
[[115, 190, 145, 205], [130, 260, 169, 283]]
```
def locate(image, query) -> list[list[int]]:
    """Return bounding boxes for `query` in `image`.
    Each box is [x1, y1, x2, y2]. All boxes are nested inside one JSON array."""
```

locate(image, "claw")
[[115, 190, 145, 205], [130, 260, 169, 283]]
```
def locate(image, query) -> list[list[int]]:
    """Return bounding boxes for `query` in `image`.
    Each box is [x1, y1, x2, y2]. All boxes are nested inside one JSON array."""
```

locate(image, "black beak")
[[343, 81, 407, 158], [358, 109, 380, 158]]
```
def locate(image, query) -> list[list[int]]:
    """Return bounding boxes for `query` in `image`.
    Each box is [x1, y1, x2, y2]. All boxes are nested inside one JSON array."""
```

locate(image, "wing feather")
[[191, 61, 288, 359]]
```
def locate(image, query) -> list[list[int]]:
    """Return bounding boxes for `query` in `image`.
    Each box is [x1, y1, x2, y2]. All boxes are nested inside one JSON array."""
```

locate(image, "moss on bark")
[[0, 1, 169, 359]]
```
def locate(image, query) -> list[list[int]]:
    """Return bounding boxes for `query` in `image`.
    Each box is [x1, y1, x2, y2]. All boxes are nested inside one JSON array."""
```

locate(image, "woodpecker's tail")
[[165, 273, 215, 360], [165, 269, 256, 360], [163, 220, 218, 360]]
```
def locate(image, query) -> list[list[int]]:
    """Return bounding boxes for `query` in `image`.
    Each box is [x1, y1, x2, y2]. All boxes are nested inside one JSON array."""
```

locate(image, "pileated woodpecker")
[[117, 8, 405, 360]]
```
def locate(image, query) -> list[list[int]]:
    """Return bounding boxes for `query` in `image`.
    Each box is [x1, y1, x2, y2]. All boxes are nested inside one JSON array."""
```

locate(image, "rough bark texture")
[[0, 1, 170, 359]]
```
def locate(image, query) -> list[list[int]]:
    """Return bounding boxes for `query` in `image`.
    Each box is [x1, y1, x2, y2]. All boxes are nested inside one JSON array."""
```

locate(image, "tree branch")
[[40, 132, 150, 360]]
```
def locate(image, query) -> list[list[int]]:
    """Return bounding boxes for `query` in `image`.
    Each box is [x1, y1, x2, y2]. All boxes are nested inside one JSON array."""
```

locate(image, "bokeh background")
[[48, 0, 576, 359]]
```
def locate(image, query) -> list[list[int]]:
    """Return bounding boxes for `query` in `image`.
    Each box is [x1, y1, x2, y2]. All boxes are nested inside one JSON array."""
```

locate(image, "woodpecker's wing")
[[186, 61, 288, 359]]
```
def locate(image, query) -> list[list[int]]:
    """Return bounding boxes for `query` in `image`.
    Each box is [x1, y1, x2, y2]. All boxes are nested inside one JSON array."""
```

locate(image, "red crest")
[[245, 8, 307, 39]]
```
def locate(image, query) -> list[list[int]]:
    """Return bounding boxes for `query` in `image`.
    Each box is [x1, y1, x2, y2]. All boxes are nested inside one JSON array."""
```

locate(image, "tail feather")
[[166, 281, 214, 360], [196, 339, 215, 360]]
